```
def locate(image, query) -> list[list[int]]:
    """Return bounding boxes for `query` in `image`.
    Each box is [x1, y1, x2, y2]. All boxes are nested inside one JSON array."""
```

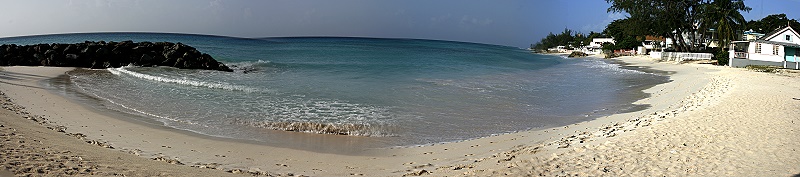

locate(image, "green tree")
[[698, 0, 751, 54], [744, 14, 800, 34], [606, 0, 706, 52], [532, 28, 579, 51], [572, 32, 587, 48], [605, 0, 753, 52], [602, 19, 643, 50]]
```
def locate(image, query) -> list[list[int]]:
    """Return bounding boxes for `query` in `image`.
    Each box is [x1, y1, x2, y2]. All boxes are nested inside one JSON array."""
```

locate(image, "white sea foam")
[[67, 78, 206, 127], [229, 97, 397, 137], [229, 60, 271, 67], [236, 120, 394, 137], [107, 67, 261, 92], [578, 60, 649, 75], [225, 60, 277, 74]]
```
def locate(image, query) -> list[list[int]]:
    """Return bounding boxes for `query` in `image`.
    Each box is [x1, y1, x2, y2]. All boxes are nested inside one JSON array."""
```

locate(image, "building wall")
[[730, 58, 800, 69], [650, 51, 662, 59], [770, 30, 800, 45], [730, 27, 800, 68], [748, 42, 785, 62], [590, 38, 614, 48], [787, 48, 799, 62]]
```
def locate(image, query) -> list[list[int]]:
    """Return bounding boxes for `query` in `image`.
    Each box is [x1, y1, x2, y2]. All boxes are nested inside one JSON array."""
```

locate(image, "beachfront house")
[[729, 26, 800, 69], [582, 38, 614, 54], [548, 45, 568, 53], [638, 36, 673, 55], [590, 38, 615, 48]]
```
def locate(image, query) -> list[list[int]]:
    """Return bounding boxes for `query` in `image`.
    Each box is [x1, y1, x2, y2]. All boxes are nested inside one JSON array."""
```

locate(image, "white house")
[[590, 38, 615, 48], [638, 36, 676, 55], [581, 38, 614, 54], [547, 45, 568, 53], [730, 26, 800, 69]]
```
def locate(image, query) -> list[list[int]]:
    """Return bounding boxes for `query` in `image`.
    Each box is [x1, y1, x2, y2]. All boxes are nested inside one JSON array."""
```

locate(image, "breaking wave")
[[107, 66, 261, 92], [576, 60, 649, 75], [227, 60, 284, 74]]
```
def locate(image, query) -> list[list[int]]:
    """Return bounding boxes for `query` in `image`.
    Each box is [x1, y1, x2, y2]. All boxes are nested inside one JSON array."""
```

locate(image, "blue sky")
[[0, 0, 797, 48]]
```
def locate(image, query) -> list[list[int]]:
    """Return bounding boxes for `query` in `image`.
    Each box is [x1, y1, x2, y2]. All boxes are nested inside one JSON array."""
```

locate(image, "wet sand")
[[1, 55, 798, 176]]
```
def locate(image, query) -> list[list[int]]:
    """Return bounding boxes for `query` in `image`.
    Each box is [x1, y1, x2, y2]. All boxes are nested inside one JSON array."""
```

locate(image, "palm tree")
[[699, 0, 751, 52]]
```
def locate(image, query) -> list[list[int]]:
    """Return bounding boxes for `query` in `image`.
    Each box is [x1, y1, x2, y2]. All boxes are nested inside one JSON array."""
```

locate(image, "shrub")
[[714, 50, 729, 66]]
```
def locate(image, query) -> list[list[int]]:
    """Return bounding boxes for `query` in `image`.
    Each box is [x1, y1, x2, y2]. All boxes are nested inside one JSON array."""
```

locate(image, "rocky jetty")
[[567, 51, 589, 58], [0, 41, 232, 72]]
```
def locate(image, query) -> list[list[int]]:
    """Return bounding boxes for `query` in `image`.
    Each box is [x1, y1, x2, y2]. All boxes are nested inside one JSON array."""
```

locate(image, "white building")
[[589, 38, 614, 48], [742, 30, 766, 41], [729, 26, 800, 69], [639, 36, 675, 55], [548, 45, 568, 53], [581, 38, 614, 54]]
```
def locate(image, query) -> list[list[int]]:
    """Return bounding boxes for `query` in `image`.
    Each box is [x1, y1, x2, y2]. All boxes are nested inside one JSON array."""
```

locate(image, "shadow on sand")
[[0, 70, 48, 90]]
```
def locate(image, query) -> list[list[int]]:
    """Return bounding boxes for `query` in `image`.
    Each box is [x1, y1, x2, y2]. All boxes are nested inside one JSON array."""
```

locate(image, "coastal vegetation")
[[605, 0, 751, 53], [697, 0, 751, 53], [531, 28, 604, 51], [744, 14, 800, 34], [532, 0, 800, 65], [600, 18, 644, 51]]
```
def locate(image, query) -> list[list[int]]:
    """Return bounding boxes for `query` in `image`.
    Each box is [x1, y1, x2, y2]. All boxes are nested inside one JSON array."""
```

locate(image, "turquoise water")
[[1, 33, 668, 148]]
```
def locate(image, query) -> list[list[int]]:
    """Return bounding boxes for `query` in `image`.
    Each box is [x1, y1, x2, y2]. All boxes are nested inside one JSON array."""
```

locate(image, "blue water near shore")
[[0, 33, 669, 147]]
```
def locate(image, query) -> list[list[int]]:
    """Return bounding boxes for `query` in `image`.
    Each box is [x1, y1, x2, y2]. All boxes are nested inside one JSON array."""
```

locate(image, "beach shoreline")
[[2, 55, 798, 176]]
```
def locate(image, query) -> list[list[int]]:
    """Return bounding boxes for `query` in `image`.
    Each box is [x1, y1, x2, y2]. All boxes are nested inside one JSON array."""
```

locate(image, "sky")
[[0, 0, 798, 48]]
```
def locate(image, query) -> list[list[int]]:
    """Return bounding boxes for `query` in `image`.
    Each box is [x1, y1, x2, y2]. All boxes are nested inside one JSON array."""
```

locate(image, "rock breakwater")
[[0, 41, 232, 71]]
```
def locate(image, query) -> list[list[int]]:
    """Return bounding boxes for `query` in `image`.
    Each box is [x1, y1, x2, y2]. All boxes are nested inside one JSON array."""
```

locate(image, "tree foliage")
[[531, 28, 612, 52], [602, 18, 643, 50], [698, 0, 751, 52], [605, 0, 751, 52], [744, 14, 800, 34], [607, 0, 702, 51], [531, 28, 576, 51]]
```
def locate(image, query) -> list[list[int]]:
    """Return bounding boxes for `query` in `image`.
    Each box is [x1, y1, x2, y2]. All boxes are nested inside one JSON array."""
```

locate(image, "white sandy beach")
[[1, 55, 799, 176]]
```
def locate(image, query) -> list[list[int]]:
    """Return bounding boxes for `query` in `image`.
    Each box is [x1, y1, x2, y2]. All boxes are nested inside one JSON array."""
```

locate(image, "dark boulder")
[[63, 44, 77, 54], [140, 54, 153, 65], [65, 54, 79, 61], [568, 51, 589, 58], [44, 49, 57, 56]]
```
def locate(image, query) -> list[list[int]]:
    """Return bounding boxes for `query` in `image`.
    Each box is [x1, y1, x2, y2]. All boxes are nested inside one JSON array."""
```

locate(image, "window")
[[774, 45, 780, 55], [787, 35, 792, 41], [756, 43, 762, 53]]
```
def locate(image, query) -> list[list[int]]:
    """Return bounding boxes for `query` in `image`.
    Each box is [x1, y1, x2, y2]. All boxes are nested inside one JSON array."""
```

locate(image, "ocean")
[[0, 33, 669, 150]]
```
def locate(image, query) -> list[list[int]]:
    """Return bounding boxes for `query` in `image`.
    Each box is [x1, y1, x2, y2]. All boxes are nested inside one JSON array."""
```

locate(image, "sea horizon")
[[0, 32, 524, 49]]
